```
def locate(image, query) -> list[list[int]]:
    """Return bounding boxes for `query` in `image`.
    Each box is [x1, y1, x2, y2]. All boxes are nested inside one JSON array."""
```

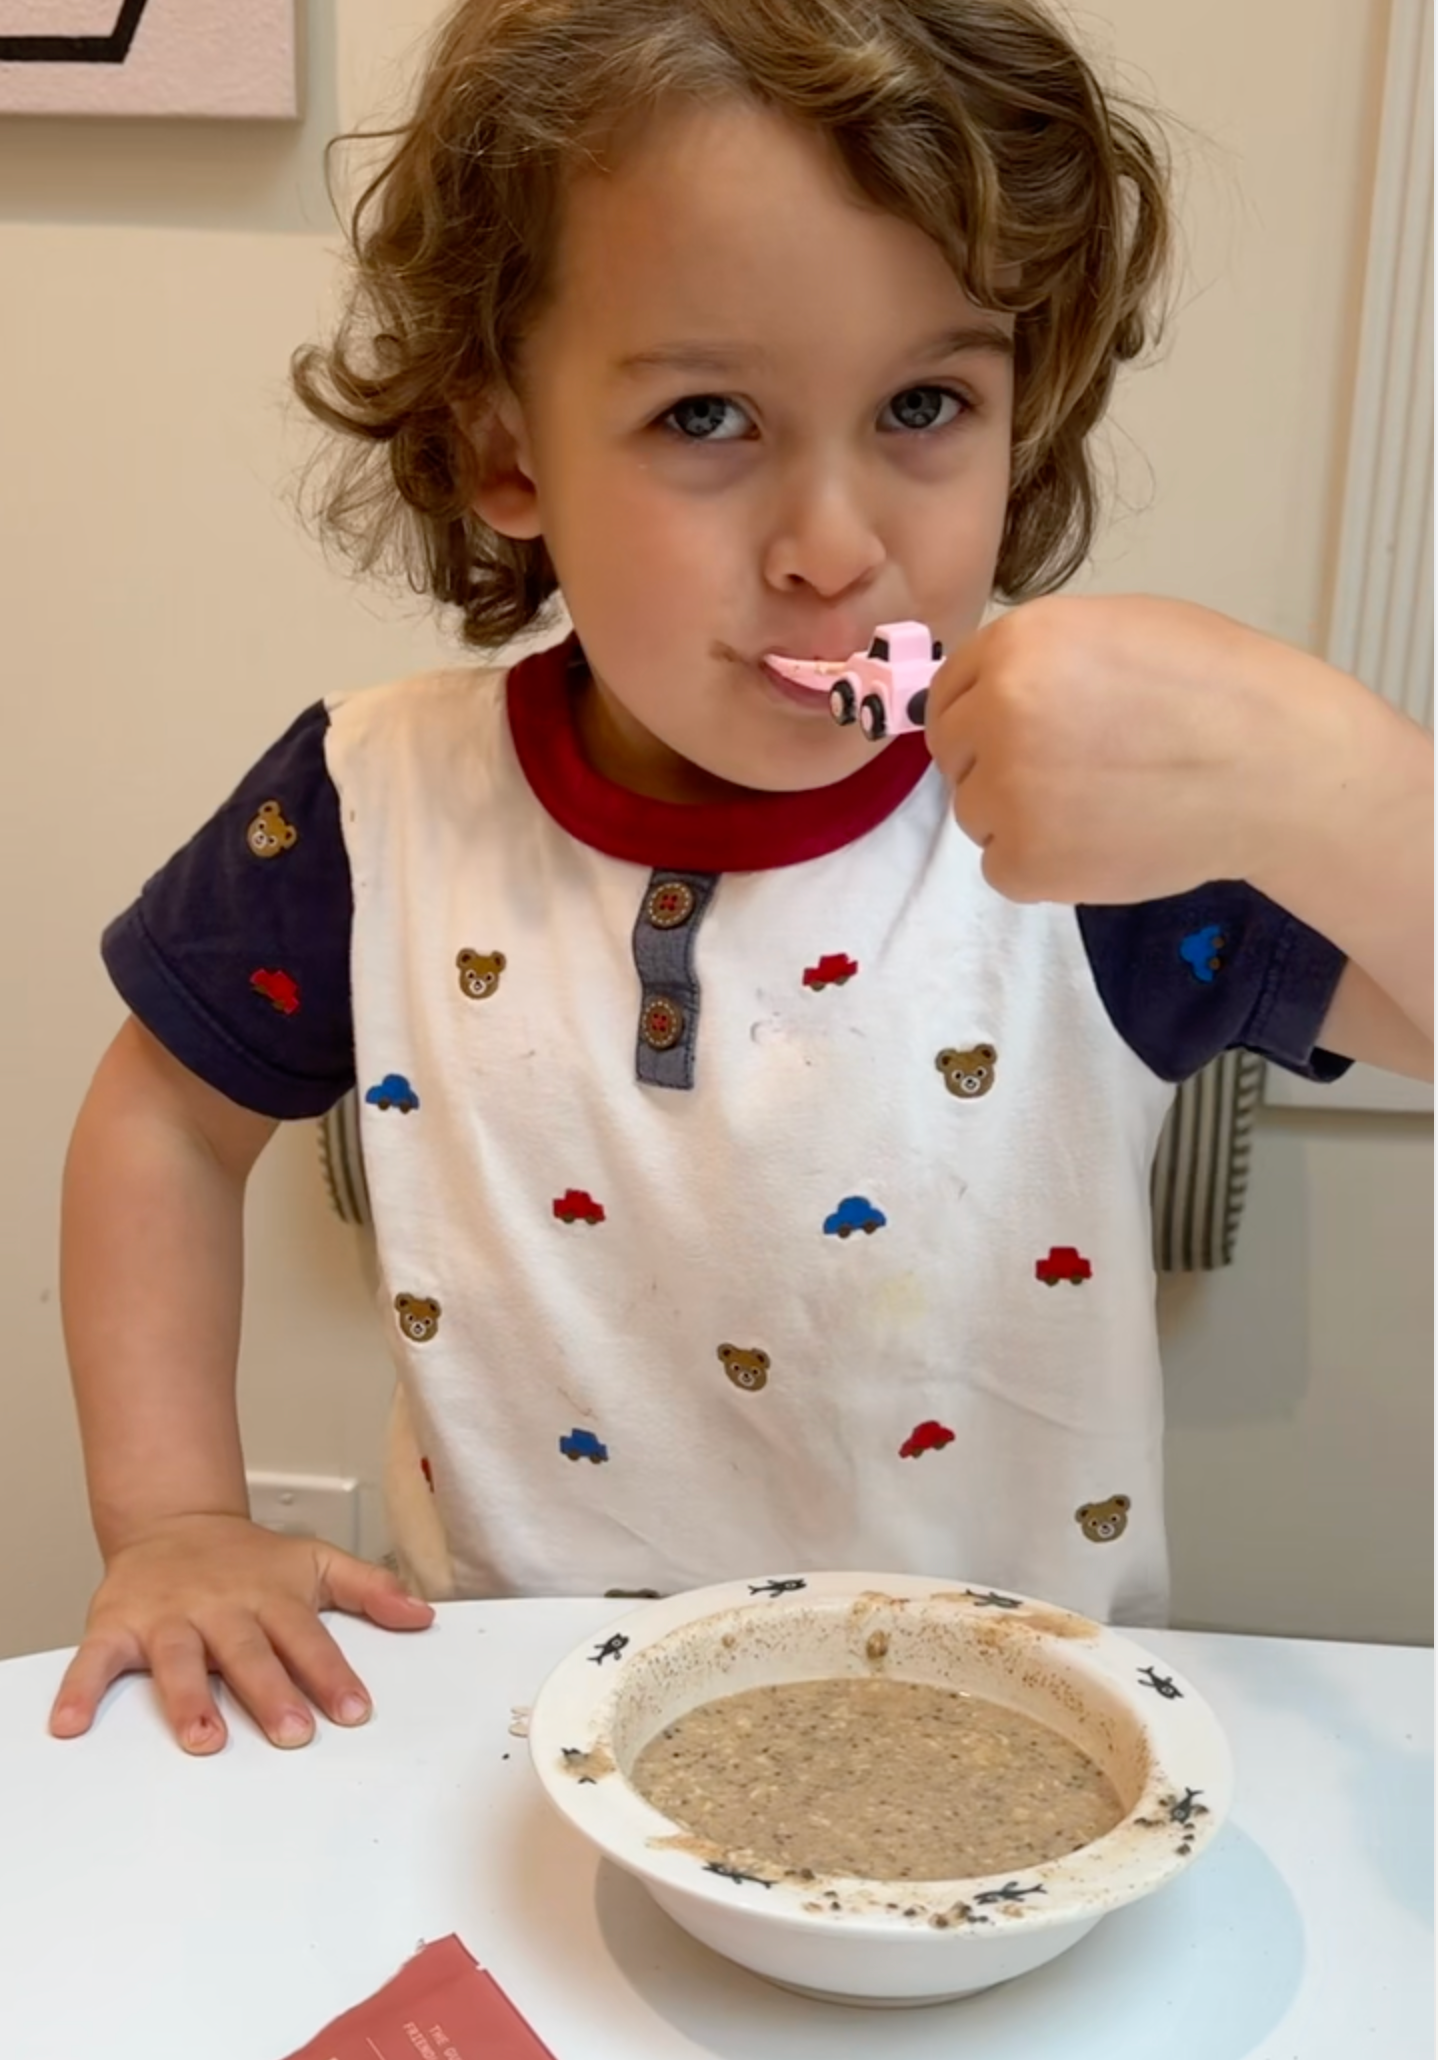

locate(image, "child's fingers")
[[927, 625, 986, 718], [924, 651, 983, 789], [196, 1607, 318, 1749], [926, 700, 979, 797], [145, 1616, 232, 1753], [260, 1597, 375, 1729], [318, 1547, 435, 1632], [48, 1627, 143, 1738]]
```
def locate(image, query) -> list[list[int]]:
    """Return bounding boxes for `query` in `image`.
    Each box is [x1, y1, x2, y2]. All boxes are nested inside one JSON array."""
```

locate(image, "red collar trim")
[[505, 634, 930, 872]]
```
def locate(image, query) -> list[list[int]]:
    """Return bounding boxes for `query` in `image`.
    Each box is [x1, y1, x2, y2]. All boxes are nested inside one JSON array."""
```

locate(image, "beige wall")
[[1, 0, 1429, 1660]]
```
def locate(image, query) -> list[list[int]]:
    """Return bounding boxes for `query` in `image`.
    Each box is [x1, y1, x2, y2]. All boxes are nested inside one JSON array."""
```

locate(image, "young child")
[[50, 0, 1431, 1758]]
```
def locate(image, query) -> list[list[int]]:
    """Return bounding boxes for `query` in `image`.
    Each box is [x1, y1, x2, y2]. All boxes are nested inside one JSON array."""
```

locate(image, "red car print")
[[1035, 1245, 1093, 1286], [899, 1419, 956, 1459], [553, 1188, 606, 1226], [803, 952, 860, 991], [250, 967, 300, 1015]]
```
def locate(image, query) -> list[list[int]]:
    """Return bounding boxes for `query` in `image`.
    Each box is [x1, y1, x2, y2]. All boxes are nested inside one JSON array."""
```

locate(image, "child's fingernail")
[[338, 1693, 370, 1724], [51, 1705, 83, 1735], [185, 1716, 220, 1750], [274, 1710, 313, 1746]]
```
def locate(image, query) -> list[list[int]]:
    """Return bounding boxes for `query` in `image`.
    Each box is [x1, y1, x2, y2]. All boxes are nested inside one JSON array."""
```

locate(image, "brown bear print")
[[394, 1293, 442, 1344], [246, 799, 298, 859], [717, 1343, 770, 1393], [456, 948, 507, 1001], [935, 1044, 998, 1099], [1075, 1494, 1131, 1544]]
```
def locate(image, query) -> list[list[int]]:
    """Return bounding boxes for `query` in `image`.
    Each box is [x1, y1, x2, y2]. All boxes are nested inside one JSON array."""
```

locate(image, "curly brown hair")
[[292, 0, 1173, 652]]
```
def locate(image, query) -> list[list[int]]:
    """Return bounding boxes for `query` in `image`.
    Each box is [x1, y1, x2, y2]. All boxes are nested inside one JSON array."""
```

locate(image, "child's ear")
[[459, 388, 543, 540]]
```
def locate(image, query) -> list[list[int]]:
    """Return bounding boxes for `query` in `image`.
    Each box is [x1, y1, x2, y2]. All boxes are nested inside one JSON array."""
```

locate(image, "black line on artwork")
[[0, 0, 150, 65]]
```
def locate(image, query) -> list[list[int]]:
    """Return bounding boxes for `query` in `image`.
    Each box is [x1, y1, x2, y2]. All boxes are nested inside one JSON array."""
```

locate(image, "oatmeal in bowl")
[[527, 1572, 1233, 2005]]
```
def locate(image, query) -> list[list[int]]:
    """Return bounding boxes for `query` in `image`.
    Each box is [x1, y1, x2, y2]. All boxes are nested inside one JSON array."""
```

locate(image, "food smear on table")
[[631, 1676, 1123, 1881]]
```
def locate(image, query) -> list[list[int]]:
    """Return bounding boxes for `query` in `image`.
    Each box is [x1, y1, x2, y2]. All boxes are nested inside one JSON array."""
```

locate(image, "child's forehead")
[[562, 96, 901, 257], [541, 97, 1011, 376]]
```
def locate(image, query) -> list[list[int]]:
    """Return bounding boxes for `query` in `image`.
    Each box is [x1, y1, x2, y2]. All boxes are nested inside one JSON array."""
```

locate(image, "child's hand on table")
[[48, 1512, 434, 1753]]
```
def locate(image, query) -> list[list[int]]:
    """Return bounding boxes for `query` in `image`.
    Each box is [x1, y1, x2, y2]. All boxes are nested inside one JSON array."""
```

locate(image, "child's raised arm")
[[48, 1019, 433, 1754], [927, 594, 1433, 1076]]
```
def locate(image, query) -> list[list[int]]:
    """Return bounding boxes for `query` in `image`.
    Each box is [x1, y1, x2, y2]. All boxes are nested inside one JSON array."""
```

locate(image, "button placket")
[[630, 870, 719, 1089]]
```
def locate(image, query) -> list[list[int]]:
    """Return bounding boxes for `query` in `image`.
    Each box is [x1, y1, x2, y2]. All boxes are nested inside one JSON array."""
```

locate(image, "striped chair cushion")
[[1149, 1049, 1265, 1270]]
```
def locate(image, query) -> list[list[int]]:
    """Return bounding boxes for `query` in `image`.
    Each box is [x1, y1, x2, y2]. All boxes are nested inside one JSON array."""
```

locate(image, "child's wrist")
[[1238, 640, 1420, 908], [1223, 634, 1356, 894], [96, 1500, 251, 1562]]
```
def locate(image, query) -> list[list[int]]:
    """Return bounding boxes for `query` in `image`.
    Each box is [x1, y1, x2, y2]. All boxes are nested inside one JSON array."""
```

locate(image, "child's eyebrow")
[[612, 323, 1014, 381]]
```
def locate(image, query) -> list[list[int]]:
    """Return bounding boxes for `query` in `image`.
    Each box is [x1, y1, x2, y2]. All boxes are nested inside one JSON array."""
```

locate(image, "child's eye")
[[881, 385, 972, 433], [660, 394, 752, 442], [656, 384, 972, 444]]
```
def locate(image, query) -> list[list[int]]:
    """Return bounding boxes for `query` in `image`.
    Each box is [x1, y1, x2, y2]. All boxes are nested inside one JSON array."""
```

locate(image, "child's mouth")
[[754, 659, 835, 714]]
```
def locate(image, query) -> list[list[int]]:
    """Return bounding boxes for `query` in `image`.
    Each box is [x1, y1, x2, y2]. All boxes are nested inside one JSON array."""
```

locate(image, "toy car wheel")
[[829, 679, 857, 725], [563, 1449, 580, 1461], [586, 1451, 604, 1464], [836, 1224, 852, 1238], [905, 688, 930, 727], [861, 1221, 878, 1235], [859, 694, 887, 740]]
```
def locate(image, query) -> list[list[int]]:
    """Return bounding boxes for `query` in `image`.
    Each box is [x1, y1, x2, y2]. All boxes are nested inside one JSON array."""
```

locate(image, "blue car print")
[[1178, 925, 1226, 984], [823, 1195, 888, 1239], [365, 1072, 420, 1113], [559, 1427, 609, 1464]]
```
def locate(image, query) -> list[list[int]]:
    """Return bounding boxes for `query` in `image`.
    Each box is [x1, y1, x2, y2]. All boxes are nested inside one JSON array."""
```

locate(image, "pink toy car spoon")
[[762, 620, 944, 739]]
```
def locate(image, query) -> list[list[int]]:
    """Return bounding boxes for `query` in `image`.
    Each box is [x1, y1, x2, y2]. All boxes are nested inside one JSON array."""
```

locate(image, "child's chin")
[[667, 714, 875, 796], [736, 730, 876, 794], [738, 754, 871, 795]]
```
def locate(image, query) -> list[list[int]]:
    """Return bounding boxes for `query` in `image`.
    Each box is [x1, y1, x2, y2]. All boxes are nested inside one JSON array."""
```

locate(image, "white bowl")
[[529, 1572, 1233, 2006]]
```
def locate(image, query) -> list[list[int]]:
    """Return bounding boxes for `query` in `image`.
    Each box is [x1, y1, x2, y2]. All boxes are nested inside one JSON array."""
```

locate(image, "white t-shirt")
[[103, 634, 1350, 1623]]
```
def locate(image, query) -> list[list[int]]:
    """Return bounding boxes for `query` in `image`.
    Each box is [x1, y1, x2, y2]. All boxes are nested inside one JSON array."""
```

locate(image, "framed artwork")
[[0, 0, 298, 118]]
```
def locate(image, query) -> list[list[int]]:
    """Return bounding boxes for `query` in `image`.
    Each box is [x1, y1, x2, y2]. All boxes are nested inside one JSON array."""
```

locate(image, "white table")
[[0, 1600, 1430, 2058]]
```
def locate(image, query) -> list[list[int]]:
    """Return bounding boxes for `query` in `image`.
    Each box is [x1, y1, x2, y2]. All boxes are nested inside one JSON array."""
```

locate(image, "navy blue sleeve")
[[100, 703, 355, 1118], [1078, 884, 1351, 1085]]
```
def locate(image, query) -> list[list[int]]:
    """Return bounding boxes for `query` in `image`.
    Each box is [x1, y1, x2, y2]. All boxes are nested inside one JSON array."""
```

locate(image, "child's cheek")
[[593, 467, 737, 616]]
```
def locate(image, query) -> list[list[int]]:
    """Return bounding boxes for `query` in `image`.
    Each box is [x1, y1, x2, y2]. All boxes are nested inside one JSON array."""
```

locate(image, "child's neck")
[[571, 664, 760, 808]]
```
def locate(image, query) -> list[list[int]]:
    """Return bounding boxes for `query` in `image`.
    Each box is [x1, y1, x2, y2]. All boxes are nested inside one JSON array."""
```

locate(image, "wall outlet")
[[247, 1471, 364, 1555]]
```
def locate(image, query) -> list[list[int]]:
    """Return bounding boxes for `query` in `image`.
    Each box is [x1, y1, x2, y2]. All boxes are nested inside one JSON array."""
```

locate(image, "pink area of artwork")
[[0, 0, 298, 118]]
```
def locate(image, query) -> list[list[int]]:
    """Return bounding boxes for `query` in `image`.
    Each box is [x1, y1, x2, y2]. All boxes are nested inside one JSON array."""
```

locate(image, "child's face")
[[474, 99, 1015, 802]]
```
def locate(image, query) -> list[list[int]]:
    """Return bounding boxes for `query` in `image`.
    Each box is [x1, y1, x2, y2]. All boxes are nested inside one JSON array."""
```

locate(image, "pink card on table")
[[281, 1935, 557, 2059]]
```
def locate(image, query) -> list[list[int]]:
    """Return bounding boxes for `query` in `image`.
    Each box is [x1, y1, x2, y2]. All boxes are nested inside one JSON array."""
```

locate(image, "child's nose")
[[762, 465, 886, 598]]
